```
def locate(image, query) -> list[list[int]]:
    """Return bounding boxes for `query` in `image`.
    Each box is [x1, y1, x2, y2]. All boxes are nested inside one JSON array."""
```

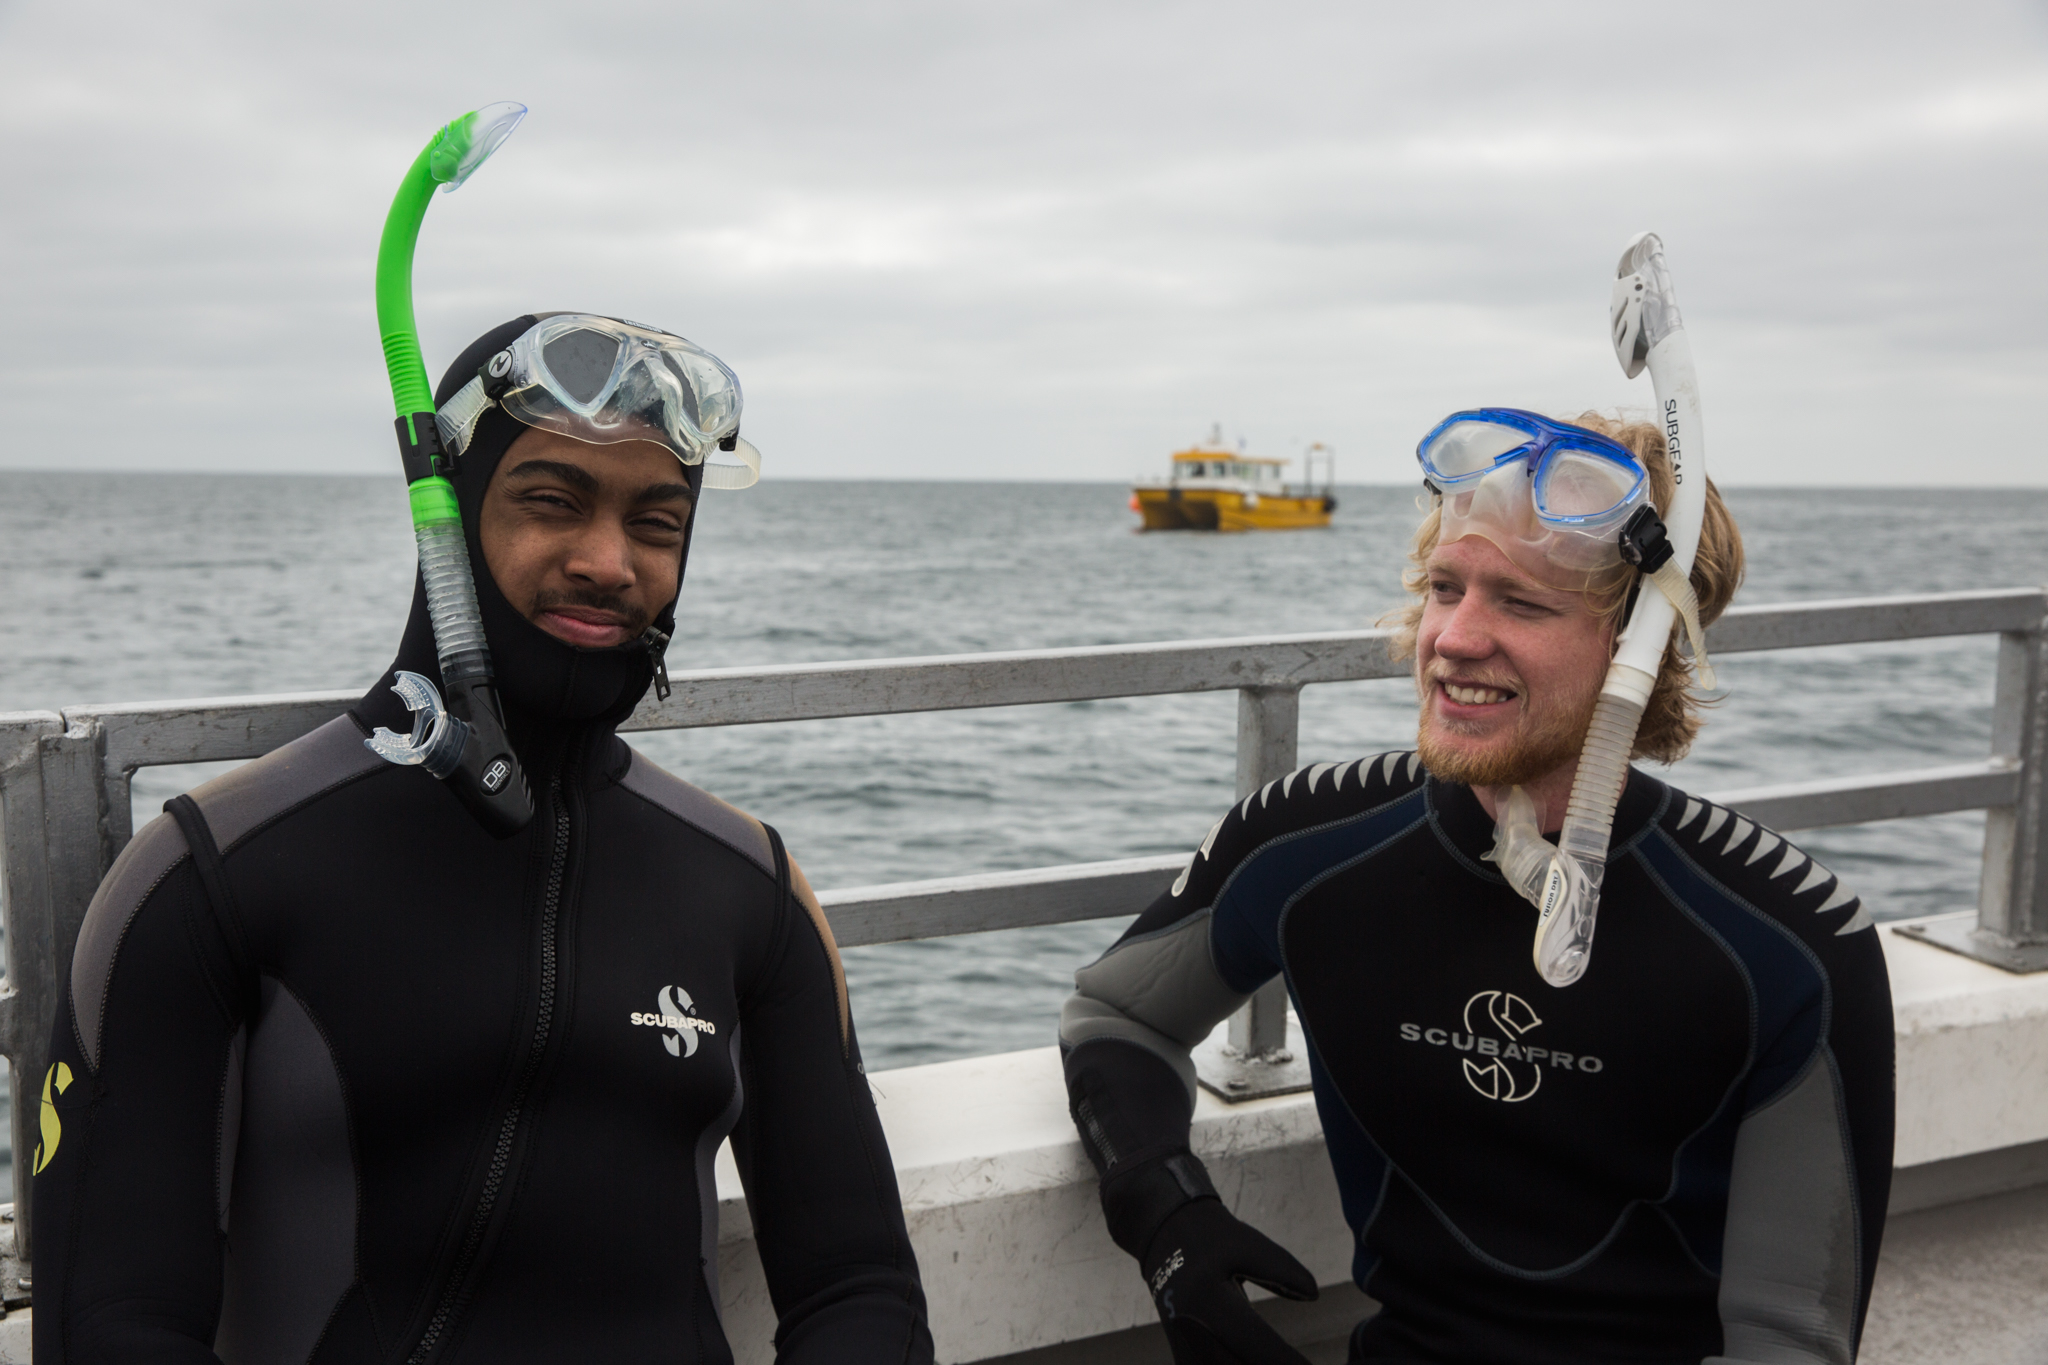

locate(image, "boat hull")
[[1132, 486, 1332, 531]]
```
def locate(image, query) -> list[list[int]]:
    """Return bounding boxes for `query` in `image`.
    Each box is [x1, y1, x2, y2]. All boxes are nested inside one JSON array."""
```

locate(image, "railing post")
[[1978, 620, 2048, 963], [1230, 688, 1298, 1058], [1899, 614, 2048, 972], [0, 713, 115, 1284], [1192, 688, 1316, 1101]]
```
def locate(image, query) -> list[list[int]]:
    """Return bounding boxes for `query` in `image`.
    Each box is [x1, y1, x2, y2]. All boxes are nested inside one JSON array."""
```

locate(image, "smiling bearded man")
[[1057, 412, 1896, 1365]]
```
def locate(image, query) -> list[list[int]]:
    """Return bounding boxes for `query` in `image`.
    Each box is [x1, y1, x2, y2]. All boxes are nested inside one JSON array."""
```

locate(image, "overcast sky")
[[4, 1, 2047, 484]]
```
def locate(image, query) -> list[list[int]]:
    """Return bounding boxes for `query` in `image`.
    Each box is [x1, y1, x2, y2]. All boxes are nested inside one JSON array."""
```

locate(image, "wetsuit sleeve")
[[728, 850, 933, 1365], [1710, 901, 1895, 1365], [1060, 758, 1404, 1262], [33, 813, 250, 1364], [1059, 793, 1275, 1189]]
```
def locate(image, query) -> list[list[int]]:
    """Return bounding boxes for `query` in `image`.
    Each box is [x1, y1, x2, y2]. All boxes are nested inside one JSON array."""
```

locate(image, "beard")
[[1415, 669, 1603, 789]]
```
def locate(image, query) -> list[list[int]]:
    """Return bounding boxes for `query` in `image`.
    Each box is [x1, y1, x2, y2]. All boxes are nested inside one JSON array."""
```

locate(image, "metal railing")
[[3, 587, 2047, 1269]]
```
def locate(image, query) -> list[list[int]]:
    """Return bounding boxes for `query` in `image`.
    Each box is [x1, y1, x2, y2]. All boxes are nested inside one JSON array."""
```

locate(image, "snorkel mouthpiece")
[[366, 671, 471, 777], [1495, 232, 1713, 986], [369, 103, 534, 838]]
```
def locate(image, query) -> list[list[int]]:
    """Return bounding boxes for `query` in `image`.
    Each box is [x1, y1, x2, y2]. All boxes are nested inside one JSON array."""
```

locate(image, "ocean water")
[[4, 473, 2048, 1196]]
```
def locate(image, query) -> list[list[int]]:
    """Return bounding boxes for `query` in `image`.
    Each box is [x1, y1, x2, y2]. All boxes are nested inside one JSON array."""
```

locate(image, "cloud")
[[2, 0, 2046, 484]]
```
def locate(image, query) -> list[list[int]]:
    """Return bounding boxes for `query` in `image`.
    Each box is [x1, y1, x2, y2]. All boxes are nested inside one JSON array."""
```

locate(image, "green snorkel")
[[364, 102, 535, 837]]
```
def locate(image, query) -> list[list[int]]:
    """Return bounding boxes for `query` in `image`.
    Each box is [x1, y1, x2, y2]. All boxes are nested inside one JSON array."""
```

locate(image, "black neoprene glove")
[[1101, 1152, 1319, 1365], [1142, 1199, 1319, 1364]]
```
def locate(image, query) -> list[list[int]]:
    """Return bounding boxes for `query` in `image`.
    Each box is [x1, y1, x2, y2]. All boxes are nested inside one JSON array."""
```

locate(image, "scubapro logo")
[[34, 1061, 72, 1174], [1397, 990, 1605, 1102], [1150, 1247, 1184, 1296], [630, 985, 717, 1057]]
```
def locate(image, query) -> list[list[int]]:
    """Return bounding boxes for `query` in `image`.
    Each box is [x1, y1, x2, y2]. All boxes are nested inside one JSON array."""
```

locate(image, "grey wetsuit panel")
[[1709, 1058, 1860, 1365], [190, 714, 384, 853], [618, 748, 774, 874], [215, 975, 358, 1365], [697, 1024, 746, 1324], [71, 811, 191, 1071], [1063, 908, 1248, 1100]]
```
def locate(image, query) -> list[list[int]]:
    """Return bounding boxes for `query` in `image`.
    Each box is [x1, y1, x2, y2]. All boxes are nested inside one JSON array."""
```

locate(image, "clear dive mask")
[[1418, 408, 1648, 580], [437, 314, 762, 489]]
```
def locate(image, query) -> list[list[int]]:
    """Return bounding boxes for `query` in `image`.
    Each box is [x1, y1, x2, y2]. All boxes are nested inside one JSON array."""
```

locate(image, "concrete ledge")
[[1889, 1138, 2048, 1216], [713, 1044, 1353, 1363], [705, 915, 2048, 1364], [1886, 915, 2048, 1166]]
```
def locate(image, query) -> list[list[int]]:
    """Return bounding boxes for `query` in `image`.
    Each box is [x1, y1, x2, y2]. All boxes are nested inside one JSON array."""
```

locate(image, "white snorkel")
[[1490, 232, 1714, 987]]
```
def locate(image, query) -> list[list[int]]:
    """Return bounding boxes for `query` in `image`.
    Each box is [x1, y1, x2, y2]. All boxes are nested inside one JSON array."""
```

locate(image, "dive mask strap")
[[1647, 562, 1715, 691], [435, 373, 495, 458], [701, 433, 762, 490]]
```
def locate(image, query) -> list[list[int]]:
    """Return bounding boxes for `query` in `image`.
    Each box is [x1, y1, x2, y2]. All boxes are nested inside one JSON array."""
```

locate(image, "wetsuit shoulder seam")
[[1208, 783, 1430, 920], [193, 715, 389, 858], [615, 748, 777, 880], [1633, 831, 1834, 1115], [82, 850, 191, 1071]]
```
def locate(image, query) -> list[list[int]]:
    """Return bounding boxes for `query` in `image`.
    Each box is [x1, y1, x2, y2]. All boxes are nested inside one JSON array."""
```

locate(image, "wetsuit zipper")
[[406, 774, 570, 1364]]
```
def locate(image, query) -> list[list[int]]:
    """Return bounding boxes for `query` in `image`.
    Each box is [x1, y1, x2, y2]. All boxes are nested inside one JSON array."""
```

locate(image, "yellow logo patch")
[[34, 1061, 73, 1176]]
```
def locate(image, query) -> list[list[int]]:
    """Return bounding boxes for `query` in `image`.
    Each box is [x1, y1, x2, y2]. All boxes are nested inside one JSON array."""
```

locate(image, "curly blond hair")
[[1385, 411, 1745, 763]]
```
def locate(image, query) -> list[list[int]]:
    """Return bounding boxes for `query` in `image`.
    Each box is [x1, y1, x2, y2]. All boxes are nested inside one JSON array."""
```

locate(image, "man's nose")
[[562, 519, 636, 589], [1433, 596, 1497, 661]]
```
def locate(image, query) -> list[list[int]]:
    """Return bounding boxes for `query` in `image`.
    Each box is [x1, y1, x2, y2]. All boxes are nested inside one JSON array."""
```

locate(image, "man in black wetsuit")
[[1061, 412, 1894, 1364], [34, 317, 934, 1364]]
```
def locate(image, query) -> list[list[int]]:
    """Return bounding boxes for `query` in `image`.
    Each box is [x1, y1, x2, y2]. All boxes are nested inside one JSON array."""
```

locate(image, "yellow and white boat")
[[1131, 435, 1336, 531]]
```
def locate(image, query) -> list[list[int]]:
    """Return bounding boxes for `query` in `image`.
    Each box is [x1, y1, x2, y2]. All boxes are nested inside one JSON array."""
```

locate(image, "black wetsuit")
[[33, 319, 933, 1364], [1061, 752, 1894, 1365]]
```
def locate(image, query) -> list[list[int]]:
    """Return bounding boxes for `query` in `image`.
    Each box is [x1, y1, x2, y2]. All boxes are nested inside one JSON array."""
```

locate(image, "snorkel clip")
[[1616, 506, 1673, 573], [397, 412, 454, 484]]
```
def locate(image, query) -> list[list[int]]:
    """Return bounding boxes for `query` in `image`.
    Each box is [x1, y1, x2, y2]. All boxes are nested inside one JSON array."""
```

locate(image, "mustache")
[[530, 588, 652, 633], [1421, 662, 1522, 693]]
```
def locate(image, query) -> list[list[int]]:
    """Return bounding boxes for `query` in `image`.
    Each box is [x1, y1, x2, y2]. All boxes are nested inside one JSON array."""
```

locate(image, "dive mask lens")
[[1532, 448, 1644, 525], [1421, 419, 1534, 483], [540, 327, 626, 409]]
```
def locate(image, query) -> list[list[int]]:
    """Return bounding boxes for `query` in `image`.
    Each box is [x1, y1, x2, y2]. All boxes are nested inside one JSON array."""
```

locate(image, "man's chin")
[[1416, 721, 1584, 789]]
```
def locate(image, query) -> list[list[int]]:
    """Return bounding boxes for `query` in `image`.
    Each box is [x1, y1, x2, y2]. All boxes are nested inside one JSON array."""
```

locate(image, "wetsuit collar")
[[1426, 766, 1670, 874]]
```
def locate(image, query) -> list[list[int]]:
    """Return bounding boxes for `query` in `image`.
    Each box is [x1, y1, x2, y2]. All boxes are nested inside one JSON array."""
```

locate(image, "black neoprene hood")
[[361, 316, 705, 742]]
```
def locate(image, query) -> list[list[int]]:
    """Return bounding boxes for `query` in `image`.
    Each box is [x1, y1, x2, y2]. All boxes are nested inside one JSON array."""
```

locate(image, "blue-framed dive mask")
[[1417, 408, 1650, 579]]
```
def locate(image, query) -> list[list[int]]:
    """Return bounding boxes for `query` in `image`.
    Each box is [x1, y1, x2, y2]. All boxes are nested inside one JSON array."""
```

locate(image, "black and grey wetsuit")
[[32, 317, 932, 1365], [1061, 753, 1894, 1365]]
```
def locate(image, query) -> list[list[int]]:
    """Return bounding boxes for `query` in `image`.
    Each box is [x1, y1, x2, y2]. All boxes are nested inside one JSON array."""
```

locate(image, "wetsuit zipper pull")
[[640, 626, 672, 701]]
